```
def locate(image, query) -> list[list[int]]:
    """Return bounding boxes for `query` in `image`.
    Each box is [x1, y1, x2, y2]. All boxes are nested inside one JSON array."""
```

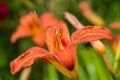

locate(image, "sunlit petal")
[[71, 26, 112, 44]]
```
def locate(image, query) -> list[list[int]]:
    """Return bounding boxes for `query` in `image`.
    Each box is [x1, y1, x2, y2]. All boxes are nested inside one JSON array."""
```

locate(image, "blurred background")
[[0, 0, 120, 80]]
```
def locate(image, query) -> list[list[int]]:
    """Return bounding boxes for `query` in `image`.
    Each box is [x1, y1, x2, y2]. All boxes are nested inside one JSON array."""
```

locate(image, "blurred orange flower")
[[11, 12, 59, 47]]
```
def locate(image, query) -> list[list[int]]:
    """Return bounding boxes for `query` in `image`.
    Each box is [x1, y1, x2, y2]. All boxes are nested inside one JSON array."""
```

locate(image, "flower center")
[[30, 21, 44, 36]]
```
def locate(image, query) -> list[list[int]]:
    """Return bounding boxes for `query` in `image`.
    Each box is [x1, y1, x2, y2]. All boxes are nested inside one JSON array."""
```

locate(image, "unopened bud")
[[78, 1, 105, 26], [91, 40, 106, 55], [19, 67, 31, 80]]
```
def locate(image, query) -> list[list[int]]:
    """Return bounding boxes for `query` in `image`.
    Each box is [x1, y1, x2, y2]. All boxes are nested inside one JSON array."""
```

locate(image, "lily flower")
[[11, 12, 59, 47], [10, 21, 112, 79], [64, 12, 114, 76]]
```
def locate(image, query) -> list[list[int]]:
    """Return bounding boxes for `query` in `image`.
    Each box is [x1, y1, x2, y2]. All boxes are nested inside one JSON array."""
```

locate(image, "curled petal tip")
[[10, 61, 16, 75], [11, 34, 17, 43]]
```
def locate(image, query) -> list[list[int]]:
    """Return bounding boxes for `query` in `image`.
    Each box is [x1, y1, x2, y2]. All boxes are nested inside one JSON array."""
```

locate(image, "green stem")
[[19, 67, 31, 80], [48, 64, 58, 80], [102, 54, 115, 77], [114, 41, 120, 80]]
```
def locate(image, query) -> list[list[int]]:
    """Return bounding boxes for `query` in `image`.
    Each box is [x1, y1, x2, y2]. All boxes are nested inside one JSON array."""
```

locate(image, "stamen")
[[54, 27, 64, 50], [59, 28, 63, 38], [58, 28, 64, 50], [54, 27, 59, 43]]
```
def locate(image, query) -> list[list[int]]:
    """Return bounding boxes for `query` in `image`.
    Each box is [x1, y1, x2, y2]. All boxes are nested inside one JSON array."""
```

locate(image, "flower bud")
[[79, 1, 104, 26], [91, 40, 106, 55]]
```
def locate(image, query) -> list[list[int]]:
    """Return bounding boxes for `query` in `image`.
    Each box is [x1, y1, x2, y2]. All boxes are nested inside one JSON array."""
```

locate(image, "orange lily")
[[64, 12, 114, 76], [10, 21, 112, 79], [11, 12, 59, 47]]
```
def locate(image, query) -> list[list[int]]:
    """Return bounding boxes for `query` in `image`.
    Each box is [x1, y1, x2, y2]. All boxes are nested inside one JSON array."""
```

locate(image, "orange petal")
[[109, 22, 120, 29], [11, 25, 31, 43], [11, 12, 46, 47], [53, 45, 76, 71], [11, 12, 38, 43], [39, 12, 59, 29], [20, 12, 38, 25], [32, 34, 46, 47], [110, 36, 120, 53], [64, 12, 84, 29], [20, 12, 42, 36], [46, 21, 71, 52], [10, 47, 76, 79], [71, 26, 112, 44], [10, 47, 50, 75]]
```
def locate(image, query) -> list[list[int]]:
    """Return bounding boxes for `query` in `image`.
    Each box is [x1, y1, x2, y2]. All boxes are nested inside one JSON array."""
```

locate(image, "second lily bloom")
[[11, 12, 59, 47]]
